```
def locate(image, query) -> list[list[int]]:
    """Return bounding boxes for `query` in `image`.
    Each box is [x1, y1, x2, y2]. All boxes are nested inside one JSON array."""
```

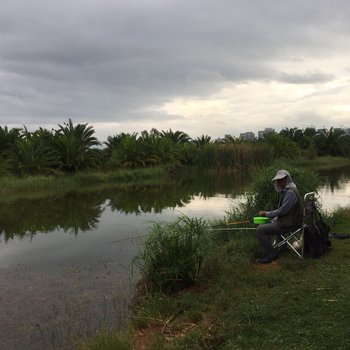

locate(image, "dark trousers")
[[256, 222, 298, 256]]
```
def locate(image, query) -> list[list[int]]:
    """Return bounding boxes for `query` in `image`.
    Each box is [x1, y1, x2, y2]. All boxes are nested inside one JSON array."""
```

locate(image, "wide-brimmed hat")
[[272, 169, 290, 181]]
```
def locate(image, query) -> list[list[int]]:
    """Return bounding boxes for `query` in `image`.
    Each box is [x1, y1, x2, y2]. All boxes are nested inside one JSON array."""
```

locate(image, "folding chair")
[[272, 192, 317, 258]]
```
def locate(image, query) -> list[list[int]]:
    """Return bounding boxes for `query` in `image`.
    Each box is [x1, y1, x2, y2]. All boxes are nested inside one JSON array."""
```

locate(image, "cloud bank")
[[1, 0, 350, 141]]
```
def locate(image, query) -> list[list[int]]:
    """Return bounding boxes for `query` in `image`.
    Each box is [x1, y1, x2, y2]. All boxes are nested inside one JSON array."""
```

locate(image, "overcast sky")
[[1, 0, 350, 142]]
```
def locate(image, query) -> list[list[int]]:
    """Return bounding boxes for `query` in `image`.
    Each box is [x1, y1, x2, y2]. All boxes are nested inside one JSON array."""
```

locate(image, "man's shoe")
[[257, 253, 279, 264]]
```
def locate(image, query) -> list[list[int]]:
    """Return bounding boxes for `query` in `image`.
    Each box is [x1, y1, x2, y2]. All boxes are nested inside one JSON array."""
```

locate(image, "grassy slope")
[[77, 210, 350, 350]]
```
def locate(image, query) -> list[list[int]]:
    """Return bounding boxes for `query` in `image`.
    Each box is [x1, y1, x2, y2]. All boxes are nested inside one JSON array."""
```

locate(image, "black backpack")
[[304, 209, 331, 258]]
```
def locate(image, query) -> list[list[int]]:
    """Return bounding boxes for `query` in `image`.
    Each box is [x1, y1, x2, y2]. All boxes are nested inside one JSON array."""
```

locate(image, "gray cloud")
[[1, 0, 350, 137], [277, 71, 335, 84]]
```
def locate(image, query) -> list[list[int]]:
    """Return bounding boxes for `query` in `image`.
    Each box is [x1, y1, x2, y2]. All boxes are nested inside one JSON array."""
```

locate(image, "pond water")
[[1, 169, 350, 349]]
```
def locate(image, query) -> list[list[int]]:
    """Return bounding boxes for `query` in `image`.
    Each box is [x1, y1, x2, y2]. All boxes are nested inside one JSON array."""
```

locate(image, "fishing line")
[[96, 233, 148, 246]]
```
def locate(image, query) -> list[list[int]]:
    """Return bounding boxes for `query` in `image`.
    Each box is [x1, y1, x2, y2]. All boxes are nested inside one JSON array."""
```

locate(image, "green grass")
[[129, 232, 350, 350], [77, 207, 350, 350], [0, 167, 168, 201]]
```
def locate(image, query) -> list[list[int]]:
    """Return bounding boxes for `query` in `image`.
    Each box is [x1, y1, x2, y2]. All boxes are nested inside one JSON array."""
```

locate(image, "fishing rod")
[[209, 227, 256, 231], [225, 220, 251, 225], [209, 216, 268, 231]]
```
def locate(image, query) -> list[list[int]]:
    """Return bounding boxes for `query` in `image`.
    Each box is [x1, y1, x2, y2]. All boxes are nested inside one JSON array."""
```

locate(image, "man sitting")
[[256, 169, 303, 264]]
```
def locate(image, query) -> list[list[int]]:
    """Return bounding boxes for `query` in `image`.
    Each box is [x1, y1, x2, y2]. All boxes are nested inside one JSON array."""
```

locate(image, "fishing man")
[[256, 169, 303, 264]]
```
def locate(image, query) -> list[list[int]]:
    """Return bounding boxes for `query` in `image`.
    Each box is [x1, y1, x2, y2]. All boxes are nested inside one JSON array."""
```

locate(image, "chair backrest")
[[303, 191, 331, 257], [303, 192, 317, 227]]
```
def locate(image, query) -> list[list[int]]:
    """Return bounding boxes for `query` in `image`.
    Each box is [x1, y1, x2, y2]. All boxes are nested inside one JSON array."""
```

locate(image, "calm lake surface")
[[1, 169, 350, 349]]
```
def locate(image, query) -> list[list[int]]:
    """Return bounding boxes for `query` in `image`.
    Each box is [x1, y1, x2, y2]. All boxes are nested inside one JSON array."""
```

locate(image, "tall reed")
[[197, 143, 273, 172]]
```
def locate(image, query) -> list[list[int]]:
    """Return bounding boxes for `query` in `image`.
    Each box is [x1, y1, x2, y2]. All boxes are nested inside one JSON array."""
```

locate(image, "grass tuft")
[[133, 215, 211, 294]]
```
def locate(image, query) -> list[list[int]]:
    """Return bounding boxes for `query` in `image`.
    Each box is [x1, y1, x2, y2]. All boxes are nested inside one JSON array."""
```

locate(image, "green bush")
[[236, 166, 320, 219], [133, 215, 211, 293]]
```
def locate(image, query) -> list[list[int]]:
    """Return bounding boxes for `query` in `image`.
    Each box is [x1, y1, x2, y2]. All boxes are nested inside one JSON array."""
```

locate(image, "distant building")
[[258, 128, 274, 139], [344, 128, 350, 135], [239, 131, 255, 141]]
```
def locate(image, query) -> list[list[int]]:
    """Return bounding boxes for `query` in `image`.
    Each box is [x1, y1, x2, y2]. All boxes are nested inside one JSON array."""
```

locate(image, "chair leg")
[[281, 234, 303, 258], [272, 228, 304, 258]]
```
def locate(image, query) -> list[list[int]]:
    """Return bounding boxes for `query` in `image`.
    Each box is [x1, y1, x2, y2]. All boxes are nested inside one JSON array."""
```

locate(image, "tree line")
[[0, 120, 349, 177]]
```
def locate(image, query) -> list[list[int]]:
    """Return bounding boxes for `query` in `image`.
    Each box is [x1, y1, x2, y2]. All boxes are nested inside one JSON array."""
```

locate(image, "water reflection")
[[2, 169, 350, 242], [107, 186, 192, 214], [318, 166, 350, 193], [316, 166, 350, 211], [0, 192, 104, 240], [0, 173, 249, 241], [108, 173, 247, 214]]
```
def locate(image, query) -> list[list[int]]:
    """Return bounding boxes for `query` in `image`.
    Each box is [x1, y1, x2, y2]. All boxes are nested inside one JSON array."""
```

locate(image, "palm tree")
[[314, 127, 350, 156], [262, 133, 301, 159], [0, 126, 22, 154], [150, 137, 182, 166], [223, 134, 239, 144], [279, 127, 297, 140], [104, 132, 136, 149], [54, 119, 101, 172], [160, 129, 192, 144], [5, 135, 58, 176], [0, 126, 23, 173], [304, 127, 317, 138], [193, 135, 212, 146]]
